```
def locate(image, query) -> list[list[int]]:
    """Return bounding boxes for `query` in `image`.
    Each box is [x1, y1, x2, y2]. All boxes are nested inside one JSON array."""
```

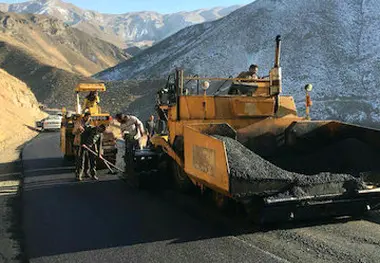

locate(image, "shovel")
[[82, 144, 124, 174]]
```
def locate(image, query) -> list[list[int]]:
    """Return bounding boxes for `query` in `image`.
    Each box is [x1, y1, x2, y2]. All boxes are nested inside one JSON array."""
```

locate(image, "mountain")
[[0, 0, 242, 48], [0, 11, 129, 108], [124, 46, 142, 57], [0, 68, 45, 162], [95, 0, 380, 125], [0, 12, 129, 76]]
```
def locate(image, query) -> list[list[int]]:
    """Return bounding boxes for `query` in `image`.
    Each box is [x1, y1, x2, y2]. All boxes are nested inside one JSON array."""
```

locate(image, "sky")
[[1, 0, 254, 14]]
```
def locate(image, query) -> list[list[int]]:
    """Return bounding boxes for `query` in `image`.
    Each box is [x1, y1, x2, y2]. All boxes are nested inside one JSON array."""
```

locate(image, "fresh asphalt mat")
[[21, 133, 380, 263]]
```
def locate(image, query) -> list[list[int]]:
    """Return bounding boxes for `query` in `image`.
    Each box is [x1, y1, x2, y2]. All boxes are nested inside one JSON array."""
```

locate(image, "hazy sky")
[[2, 0, 253, 13]]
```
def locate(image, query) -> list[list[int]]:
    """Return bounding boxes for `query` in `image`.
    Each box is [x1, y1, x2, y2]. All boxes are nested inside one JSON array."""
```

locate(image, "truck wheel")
[[171, 161, 193, 193]]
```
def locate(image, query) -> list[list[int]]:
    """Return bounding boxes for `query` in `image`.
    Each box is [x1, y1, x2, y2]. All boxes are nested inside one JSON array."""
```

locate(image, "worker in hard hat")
[[82, 91, 100, 114], [115, 113, 145, 168]]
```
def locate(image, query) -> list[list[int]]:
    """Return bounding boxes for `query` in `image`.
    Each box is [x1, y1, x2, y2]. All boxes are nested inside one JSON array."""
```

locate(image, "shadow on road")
[[23, 169, 380, 260], [22, 133, 380, 261], [23, 157, 73, 172], [24, 124, 41, 133], [24, 178, 224, 259], [0, 161, 21, 178]]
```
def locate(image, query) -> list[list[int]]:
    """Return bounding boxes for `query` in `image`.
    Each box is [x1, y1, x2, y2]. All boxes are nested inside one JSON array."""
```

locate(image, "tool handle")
[[82, 144, 124, 172]]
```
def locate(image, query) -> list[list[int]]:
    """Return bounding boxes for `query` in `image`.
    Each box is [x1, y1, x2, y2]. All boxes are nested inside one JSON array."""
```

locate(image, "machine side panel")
[[183, 125, 230, 193]]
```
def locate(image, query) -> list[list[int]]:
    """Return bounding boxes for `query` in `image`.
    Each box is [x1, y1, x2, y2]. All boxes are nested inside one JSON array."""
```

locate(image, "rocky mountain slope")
[[0, 0, 241, 48], [0, 12, 129, 76], [0, 11, 130, 108], [95, 0, 380, 125], [0, 69, 45, 162]]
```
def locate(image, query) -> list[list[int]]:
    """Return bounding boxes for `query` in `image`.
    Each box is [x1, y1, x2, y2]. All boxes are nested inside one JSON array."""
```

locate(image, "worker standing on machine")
[[145, 115, 156, 142], [115, 113, 145, 167], [73, 111, 91, 177], [77, 124, 106, 181]]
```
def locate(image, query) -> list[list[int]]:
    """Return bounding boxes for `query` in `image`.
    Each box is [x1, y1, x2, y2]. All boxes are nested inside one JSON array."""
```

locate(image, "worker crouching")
[[76, 124, 107, 181]]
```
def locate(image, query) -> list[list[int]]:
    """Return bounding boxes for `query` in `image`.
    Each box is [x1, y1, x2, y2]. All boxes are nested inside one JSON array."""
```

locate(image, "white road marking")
[[0, 180, 19, 196]]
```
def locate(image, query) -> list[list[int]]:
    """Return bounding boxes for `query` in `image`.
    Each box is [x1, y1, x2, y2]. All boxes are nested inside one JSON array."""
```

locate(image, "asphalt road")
[[21, 133, 380, 263], [21, 133, 286, 263]]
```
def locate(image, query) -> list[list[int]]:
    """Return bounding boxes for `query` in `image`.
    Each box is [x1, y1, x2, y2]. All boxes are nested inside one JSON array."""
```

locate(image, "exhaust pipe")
[[270, 35, 282, 97], [274, 35, 281, 68]]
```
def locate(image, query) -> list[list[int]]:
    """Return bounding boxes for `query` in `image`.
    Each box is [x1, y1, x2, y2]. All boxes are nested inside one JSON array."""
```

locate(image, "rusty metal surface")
[[183, 125, 229, 193], [75, 82, 106, 92], [178, 96, 275, 120], [276, 96, 297, 117], [151, 135, 183, 167], [192, 145, 216, 176]]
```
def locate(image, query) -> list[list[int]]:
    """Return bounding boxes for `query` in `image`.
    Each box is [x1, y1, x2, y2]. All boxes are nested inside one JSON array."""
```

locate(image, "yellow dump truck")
[[129, 36, 380, 222], [60, 82, 117, 166]]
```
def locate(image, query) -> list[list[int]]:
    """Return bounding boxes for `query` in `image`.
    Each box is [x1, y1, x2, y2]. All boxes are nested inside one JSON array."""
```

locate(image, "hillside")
[[95, 0, 380, 124], [0, 69, 45, 162], [0, 40, 92, 108], [0, 0, 241, 48], [0, 11, 129, 76], [0, 11, 130, 108]]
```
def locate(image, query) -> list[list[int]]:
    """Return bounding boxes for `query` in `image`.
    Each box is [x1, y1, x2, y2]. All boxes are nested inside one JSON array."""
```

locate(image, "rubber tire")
[[171, 160, 193, 193]]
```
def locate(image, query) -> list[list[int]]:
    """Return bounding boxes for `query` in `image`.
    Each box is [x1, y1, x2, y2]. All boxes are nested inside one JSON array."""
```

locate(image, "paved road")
[[21, 133, 286, 263], [22, 133, 380, 263]]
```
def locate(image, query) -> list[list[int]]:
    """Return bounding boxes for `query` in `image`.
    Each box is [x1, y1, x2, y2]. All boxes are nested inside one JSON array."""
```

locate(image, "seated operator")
[[236, 64, 260, 80], [82, 91, 100, 114]]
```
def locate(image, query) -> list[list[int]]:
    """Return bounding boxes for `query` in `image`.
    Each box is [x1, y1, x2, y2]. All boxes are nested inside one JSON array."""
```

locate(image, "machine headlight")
[[202, 81, 210, 90], [304, 84, 313, 92]]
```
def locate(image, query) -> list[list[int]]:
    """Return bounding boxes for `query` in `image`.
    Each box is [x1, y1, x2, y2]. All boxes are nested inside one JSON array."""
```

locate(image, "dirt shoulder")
[[0, 68, 46, 262]]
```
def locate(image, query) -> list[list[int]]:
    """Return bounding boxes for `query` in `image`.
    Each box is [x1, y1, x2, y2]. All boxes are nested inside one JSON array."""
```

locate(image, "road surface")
[[22, 133, 380, 263]]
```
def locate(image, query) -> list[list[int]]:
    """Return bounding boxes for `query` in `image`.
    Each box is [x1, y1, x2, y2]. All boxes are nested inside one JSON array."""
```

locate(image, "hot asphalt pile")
[[270, 138, 380, 175], [213, 136, 364, 199]]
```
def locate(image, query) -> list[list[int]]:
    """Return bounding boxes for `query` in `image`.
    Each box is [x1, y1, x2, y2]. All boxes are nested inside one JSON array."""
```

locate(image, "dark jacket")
[[81, 126, 102, 152]]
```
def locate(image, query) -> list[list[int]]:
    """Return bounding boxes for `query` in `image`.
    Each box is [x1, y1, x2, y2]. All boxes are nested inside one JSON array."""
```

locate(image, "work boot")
[[76, 172, 83, 182]]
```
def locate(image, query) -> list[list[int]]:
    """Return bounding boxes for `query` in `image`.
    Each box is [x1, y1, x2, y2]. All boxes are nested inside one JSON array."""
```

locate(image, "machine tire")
[[171, 160, 193, 193]]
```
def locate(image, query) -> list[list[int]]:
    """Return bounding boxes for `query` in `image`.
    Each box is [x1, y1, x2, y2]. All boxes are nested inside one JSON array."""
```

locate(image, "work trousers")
[[74, 145, 84, 175], [124, 137, 138, 168], [76, 146, 97, 178]]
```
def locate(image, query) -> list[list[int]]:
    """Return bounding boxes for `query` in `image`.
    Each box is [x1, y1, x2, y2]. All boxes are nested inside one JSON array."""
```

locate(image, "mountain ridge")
[[0, 0, 242, 47], [94, 0, 380, 124]]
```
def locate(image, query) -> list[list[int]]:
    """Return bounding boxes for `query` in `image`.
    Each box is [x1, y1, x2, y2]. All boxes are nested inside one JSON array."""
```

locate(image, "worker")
[[72, 111, 91, 177], [76, 124, 107, 181], [82, 91, 100, 114], [237, 64, 260, 80], [155, 114, 167, 135], [115, 113, 145, 167], [145, 115, 156, 141]]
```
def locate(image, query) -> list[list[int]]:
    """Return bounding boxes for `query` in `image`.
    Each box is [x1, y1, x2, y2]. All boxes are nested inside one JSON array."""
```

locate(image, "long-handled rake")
[[82, 144, 124, 174]]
